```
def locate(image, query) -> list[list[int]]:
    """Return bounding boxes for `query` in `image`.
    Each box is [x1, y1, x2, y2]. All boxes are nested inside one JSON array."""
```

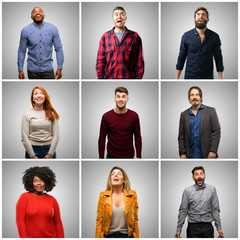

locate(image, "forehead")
[[33, 176, 42, 180], [115, 91, 127, 96], [190, 88, 200, 95], [193, 169, 204, 175], [32, 7, 43, 13], [33, 88, 44, 93], [196, 10, 207, 15], [112, 169, 123, 174], [113, 9, 125, 15]]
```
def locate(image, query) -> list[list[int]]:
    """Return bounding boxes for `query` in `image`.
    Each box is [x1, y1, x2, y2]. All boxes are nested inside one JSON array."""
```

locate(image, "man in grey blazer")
[[178, 86, 221, 159]]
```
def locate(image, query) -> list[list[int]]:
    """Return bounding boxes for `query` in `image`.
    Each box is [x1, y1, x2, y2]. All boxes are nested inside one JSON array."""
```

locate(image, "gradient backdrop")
[[82, 161, 159, 238], [2, 161, 79, 238], [81, 81, 159, 158], [161, 81, 238, 158], [2, 82, 79, 158], [161, 161, 238, 238], [2, 2, 79, 79], [82, 2, 159, 79], [161, 2, 238, 79]]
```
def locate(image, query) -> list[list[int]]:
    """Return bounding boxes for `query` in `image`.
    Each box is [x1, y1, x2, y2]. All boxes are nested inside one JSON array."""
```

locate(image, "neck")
[[196, 27, 206, 35], [114, 106, 128, 114], [112, 186, 124, 194], [33, 104, 44, 111], [37, 22, 43, 28], [191, 104, 201, 111], [32, 191, 45, 197], [114, 26, 126, 33]]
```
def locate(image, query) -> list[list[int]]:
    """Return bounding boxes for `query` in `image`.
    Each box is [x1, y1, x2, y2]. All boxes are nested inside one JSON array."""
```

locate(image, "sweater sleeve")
[[53, 197, 64, 238], [134, 114, 142, 158], [21, 112, 35, 158], [98, 115, 108, 158], [48, 119, 60, 156], [16, 193, 28, 238]]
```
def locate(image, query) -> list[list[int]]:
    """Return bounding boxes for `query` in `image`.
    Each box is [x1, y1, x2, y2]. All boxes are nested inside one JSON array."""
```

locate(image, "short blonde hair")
[[106, 166, 131, 191]]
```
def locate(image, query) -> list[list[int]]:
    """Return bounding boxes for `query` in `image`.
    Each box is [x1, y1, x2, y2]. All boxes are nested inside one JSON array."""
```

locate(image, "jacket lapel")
[[200, 105, 207, 133]]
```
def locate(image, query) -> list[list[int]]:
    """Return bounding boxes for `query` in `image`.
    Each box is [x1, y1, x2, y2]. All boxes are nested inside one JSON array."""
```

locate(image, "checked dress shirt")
[[96, 27, 144, 79]]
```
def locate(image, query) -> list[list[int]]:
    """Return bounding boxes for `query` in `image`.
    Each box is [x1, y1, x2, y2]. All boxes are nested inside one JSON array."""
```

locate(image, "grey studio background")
[[82, 2, 159, 79], [2, 2, 79, 79], [82, 161, 159, 238], [161, 161, 238, 238], [81, 81, 159, 158], [161, 81, 238, 158], [161, 2, 238, 79], [2, 82, 79, 158], [2, 161, 79, 238]]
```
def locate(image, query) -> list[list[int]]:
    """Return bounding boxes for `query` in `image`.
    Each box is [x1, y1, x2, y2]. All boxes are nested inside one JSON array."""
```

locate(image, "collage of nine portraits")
[[1, 1, 239, 239]]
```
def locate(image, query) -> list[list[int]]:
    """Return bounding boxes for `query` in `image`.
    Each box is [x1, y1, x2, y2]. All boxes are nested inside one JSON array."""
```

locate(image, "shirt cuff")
[[57, 65, 63, 70], [176, 227, 182, 233], [18, 67, 23, 72]]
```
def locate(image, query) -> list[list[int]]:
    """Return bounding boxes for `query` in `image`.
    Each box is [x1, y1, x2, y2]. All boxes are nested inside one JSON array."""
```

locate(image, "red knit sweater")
[[98, 109, 142, 158], [16, 192, 64, 238]]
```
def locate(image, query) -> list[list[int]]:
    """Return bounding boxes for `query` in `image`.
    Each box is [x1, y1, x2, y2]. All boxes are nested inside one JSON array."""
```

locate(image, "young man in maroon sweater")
[[98, 86, 142, 158]]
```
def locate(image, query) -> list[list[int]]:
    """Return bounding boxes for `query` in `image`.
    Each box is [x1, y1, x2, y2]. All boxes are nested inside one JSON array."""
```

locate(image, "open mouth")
[[117, 19, 122, 24], [114, 178, 119, 182]]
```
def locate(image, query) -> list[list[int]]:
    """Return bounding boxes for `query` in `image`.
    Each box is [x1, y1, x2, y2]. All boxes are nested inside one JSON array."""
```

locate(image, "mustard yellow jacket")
[[95, 189, 140, 238]]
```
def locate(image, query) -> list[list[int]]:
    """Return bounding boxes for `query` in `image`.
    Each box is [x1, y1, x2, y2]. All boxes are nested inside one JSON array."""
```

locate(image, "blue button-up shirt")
[[189, 104, 203, 158], [176, 28, 224, 79], [18, 22, 64, 72]]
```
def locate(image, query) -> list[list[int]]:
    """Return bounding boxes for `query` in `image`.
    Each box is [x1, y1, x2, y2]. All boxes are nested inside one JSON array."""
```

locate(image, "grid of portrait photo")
[[0, 0, 239, 239]]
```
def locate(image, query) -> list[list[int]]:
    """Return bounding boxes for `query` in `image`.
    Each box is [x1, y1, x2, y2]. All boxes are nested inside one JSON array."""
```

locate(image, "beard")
[[195, 178, 205, 187], [195, 19, 208, 29], [32, 16, 44, 24]]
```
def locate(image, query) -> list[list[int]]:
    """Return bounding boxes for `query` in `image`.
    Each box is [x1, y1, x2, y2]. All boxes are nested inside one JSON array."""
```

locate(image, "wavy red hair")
[[31, 86, 59, 121]]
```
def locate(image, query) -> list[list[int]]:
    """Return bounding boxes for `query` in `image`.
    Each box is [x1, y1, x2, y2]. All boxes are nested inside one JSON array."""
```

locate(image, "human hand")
[[217, 230, 224, 238], [175, 232, 181, 238], [180, 154, 187, 159], [207, 152, 216, 159], [43, 154, 53, 159], [18, 71, 25, 79], [55, 69, 62, 79], [31, 155, 38, 159]]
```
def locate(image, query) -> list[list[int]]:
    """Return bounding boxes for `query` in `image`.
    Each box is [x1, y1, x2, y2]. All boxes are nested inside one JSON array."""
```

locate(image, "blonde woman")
[[96, 166, 139, 238]]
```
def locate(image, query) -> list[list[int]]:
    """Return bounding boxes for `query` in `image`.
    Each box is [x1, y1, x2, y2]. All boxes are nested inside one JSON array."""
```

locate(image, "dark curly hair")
[[22, 166, 57, 192]]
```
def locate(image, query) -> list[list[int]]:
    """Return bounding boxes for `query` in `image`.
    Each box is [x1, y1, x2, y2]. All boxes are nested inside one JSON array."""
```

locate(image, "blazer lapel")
[[200, 105, 207, 133], [185, 110, 190, 140]]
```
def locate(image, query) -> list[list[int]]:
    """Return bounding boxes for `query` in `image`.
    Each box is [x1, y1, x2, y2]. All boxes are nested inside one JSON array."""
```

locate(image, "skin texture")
[[32, 176, 45, 196], [175, 9, 223, 79], [114, 91, 129, 114], [175, 169, 224, 238], [18, 7, 63, 79], [111, 169, 125, 207], [112, 9, 127, 33]]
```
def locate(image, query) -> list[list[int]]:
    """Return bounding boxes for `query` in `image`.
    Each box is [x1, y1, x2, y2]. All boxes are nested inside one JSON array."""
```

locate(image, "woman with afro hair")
[[16, 166, 64, 238], [21, 86, 60, 159]]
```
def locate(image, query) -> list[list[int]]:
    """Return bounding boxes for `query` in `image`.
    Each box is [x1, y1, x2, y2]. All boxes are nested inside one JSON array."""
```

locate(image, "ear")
[[31, 16, 33, 21], [127, 97, 129, 103]]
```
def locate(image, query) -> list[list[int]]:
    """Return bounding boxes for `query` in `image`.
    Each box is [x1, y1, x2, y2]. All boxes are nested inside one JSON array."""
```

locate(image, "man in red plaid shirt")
[[96, 6, 144, 79]]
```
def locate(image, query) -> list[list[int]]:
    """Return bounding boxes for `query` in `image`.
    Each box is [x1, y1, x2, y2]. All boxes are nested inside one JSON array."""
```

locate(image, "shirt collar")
[[111, 26, 129, 35], [189, 103, 203, 114], [194, 27, 209, 36], [32, 21, 45, 28], [195, 183, 206, 191]]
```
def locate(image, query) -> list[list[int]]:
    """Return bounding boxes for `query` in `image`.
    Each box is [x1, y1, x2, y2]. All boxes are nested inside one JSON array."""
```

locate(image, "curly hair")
[[22, 166, 57, 192]]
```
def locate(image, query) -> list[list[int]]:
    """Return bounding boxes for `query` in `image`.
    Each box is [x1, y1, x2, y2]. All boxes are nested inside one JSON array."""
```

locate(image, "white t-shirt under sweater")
[[21, 109, 59, 157]]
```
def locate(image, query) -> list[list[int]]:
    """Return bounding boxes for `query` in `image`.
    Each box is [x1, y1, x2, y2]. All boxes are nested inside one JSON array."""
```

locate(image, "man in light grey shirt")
[[175, 166, 224, 238]]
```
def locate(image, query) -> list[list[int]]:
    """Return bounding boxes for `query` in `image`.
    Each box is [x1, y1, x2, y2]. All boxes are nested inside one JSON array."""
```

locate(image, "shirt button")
[[40, 59, 42, 60]]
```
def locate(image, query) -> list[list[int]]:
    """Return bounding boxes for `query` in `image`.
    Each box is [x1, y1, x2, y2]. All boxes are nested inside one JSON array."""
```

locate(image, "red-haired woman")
[[21, 86, 59, 159]]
